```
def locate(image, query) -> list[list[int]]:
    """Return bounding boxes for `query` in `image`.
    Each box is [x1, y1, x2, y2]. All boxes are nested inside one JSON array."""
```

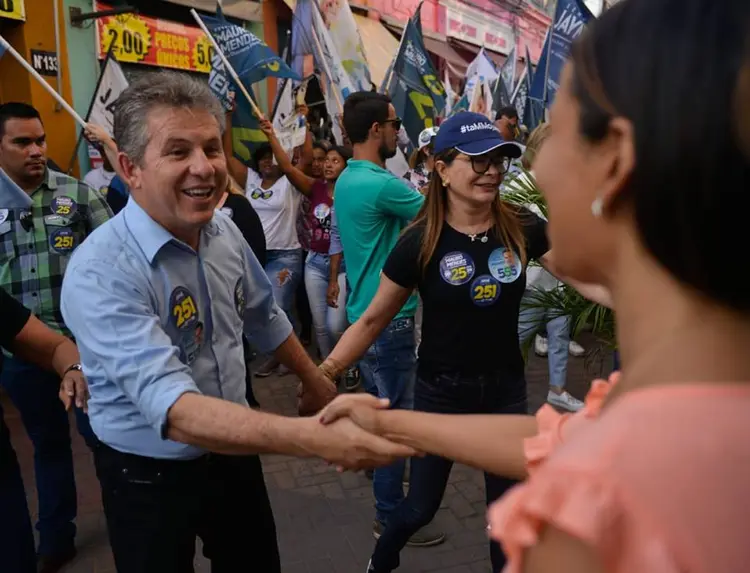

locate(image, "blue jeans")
[[0, 356, 96, 556], [358, 317, 416, 524], [518, 290, 570, 389], [0, 402, 36, 573], [304, 252, 348, 358], [370, 368, 526, 572], [264, 249, 303, 331]]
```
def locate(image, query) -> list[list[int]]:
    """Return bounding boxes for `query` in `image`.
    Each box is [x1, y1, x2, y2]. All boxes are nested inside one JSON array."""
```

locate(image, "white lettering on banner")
[[404, 40, 428, 74], [460, 122, 496, 134], [554, 8, 586, 38], [212, 24, 261, 56], [439, 0, 514, 54]]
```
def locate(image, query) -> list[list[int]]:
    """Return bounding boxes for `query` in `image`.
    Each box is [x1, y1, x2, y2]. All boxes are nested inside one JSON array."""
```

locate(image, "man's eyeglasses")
[[457, 153, 512, 175], [20, 210, 34, 232], [381, 118, 403, 131]]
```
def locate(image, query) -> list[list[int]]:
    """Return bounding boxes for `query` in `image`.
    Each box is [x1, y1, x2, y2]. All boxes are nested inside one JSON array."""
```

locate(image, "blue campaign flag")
[[230, 87, 270, 168], [385, 14, 446, 146], [200, 11, 300, 86], [529, 28, 550, 102], [512, 47, 534, 126], [545, 0, 593, 105]]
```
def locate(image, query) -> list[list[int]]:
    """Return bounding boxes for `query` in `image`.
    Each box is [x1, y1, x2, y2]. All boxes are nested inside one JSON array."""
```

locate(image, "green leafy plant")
[[503, 168, 617, 360]]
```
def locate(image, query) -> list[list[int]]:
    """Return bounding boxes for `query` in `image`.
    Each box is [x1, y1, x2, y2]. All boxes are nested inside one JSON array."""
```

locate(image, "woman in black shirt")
[[216, 177, 266, 407], [319, 112, 607, 573]]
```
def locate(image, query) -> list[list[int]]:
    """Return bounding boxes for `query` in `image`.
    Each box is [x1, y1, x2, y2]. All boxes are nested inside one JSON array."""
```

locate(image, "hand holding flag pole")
[[189, 9, 265, 120], [0, 34, 86, 127]]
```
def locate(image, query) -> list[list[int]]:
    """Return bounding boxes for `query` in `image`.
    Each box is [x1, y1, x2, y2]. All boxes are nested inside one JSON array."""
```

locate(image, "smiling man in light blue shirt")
[[60, 72, 413, 573]]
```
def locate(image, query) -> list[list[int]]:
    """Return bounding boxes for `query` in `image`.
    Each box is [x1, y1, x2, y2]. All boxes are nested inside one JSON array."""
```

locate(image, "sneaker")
[[547, 389, 584, 412], [372, 521, 446, 547], [569, 340, 585, 357], [344, 367, 361, 392], [534, 335, 549, 357], [255, 357, 279, 378]]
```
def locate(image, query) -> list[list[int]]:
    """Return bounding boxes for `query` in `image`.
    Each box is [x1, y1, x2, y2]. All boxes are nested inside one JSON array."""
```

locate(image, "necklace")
[[467, 229, 490, 243]]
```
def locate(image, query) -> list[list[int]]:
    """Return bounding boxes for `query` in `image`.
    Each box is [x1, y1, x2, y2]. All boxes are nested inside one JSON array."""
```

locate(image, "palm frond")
[[504, 168, 618, 356]]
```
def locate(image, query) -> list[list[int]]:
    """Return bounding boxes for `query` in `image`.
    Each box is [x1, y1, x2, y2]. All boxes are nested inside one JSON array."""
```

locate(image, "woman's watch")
[[62, 363, 82, 376]]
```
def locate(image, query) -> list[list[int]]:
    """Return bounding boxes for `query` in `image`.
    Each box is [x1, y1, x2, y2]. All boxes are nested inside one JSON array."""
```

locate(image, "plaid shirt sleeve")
[[84, 184, 114, 230]]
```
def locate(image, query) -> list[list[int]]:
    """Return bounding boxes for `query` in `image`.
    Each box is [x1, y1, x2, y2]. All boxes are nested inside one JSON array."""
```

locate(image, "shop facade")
[[62, 0, 272, 173], [0, 0, 79, 173]]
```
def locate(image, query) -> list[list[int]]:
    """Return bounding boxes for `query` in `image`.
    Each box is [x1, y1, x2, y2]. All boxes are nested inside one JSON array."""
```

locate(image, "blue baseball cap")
[[433, 111, 523, 158]]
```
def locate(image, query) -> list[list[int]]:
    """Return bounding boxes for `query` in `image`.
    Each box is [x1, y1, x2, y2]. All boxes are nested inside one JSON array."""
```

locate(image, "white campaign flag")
[[318, 0, 371, 91], [464, 48, 499, 100], [272, 78, 308, 155], [88, 58, 128, 136]]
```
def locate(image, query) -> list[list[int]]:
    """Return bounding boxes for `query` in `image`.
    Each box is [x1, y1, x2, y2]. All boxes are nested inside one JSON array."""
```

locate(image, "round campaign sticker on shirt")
[[313, 203, 331, 221], [488, 247, 523, 284], [470, 275, 501, 307], [250, 188, 273, 200], [49, 228, 76, 254], [439, 251, 476, 286], [234, 278, 246, 318], [50, 196, 77, 217], [0, 209, 8, 225], [169, 286, 200, 331]]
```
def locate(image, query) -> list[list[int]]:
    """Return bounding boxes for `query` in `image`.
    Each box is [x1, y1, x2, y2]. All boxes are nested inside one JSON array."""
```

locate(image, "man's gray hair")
[[113, 71, 225, 164]]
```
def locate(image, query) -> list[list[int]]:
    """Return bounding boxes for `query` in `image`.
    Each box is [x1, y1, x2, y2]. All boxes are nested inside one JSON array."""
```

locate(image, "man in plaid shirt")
[[0, 102, 112, 573]]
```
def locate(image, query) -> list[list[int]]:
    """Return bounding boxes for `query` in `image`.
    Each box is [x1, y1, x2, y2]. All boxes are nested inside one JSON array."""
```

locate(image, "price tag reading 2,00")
[[102, 16, 151, 64]]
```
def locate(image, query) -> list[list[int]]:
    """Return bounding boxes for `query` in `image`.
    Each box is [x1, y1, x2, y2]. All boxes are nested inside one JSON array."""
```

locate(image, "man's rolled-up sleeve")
[[240, 242, 294, 353], [61, 259, 200, 438]]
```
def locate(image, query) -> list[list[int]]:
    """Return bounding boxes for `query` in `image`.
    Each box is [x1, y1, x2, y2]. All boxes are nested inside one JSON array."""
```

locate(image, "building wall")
[[0, 0, 80, 175], [363, 0, 550, 63], [63, 0, 100, 175]]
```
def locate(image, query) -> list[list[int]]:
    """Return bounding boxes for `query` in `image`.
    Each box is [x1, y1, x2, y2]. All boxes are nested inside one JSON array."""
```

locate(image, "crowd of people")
[[0, 0, 749, 572]]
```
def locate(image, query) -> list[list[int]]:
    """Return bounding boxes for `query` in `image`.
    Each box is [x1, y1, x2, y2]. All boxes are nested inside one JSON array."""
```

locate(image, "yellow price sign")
[[101, 15, 151, 64], [192, 35, 213, 74], [0, 0, 25, 21]]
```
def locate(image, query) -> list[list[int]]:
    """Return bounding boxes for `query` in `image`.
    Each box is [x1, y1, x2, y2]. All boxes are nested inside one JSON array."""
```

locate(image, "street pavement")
[[6, 338, 611, 573]]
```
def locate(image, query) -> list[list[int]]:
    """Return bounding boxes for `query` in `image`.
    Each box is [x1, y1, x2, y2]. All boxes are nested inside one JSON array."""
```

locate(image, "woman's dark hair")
[[251, 143, 273, 172], [328, 145, 352, 162], [571, 0, 750, 311], [312, 140, 330, 154], [342, 91, 391, 144]]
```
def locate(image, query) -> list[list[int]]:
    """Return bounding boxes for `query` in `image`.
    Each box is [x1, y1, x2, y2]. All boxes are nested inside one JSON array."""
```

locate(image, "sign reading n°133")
[[0, 0, 25, 21]]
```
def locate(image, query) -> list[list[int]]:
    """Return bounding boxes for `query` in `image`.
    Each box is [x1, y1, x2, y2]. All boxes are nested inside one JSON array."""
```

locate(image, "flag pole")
[[189, 9, 265, 119], [0, 35, 86, 127]]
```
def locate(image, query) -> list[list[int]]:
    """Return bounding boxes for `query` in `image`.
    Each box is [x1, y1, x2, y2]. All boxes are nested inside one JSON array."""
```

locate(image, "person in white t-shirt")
[[83, 154, 116, 196], [224, 109, 312, 377]]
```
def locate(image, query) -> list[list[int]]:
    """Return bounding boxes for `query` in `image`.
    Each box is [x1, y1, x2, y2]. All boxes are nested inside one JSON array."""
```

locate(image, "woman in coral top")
[[320, 0, 750, 571]]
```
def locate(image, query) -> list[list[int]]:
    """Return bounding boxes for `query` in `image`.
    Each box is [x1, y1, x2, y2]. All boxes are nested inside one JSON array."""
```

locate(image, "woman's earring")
[[442, 179, 450, 187], [591, 197, 604, 218]]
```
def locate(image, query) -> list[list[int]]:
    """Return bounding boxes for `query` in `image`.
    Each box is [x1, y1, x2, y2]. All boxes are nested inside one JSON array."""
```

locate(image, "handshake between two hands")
[[297, 371, 420, 472]]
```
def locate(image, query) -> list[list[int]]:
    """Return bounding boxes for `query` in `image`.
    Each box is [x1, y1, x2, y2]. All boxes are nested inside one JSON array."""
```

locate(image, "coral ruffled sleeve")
[[487, 380, 680, 573]]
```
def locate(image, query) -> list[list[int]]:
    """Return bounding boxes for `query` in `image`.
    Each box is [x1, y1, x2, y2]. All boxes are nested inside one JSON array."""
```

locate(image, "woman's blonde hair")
[[521, 123, 551, 170], [226, 175, 245, 196], [409, 149, 527, 274]]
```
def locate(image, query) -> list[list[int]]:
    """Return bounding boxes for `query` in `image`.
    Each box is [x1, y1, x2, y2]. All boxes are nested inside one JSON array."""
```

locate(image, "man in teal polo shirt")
[[332, 92, 442, 546]]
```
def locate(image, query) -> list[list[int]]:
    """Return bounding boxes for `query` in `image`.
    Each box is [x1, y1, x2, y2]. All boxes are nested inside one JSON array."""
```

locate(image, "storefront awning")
[[164, 0, 262, 22], [421, 35, 470, 79], [448, 38, 507, 69], [353, 14, 400, 89]]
